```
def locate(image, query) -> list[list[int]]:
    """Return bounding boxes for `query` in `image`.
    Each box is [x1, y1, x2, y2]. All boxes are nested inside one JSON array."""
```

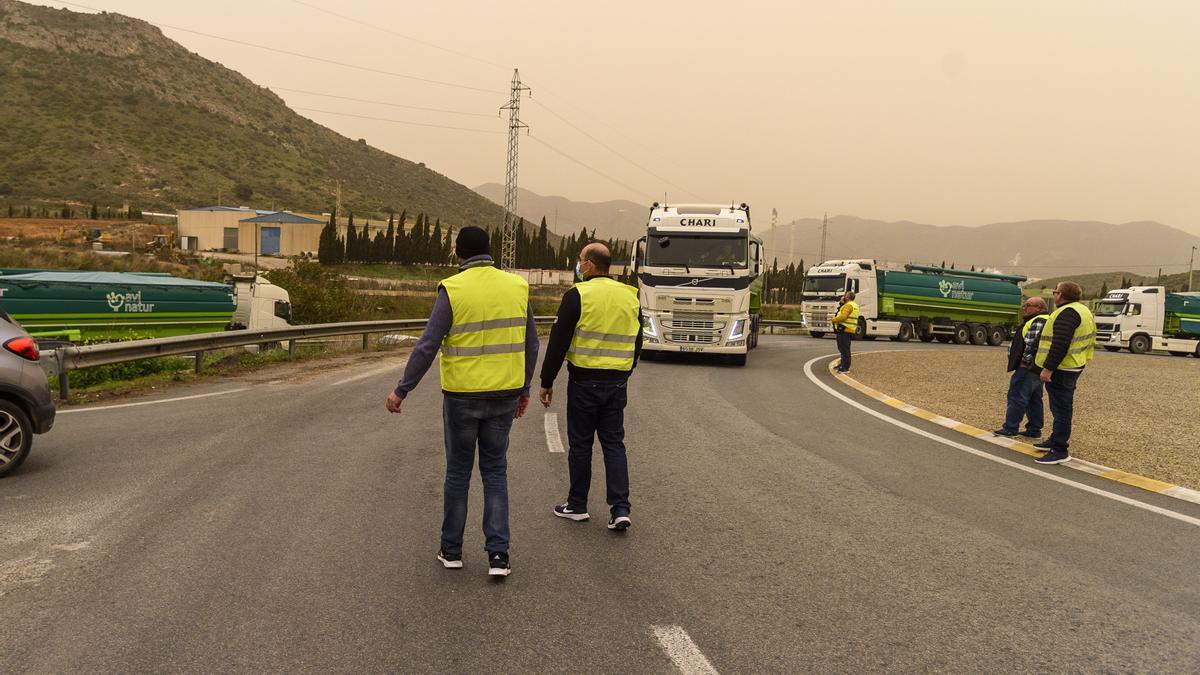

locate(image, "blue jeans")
[[566, 380, 631, 517], [1001, 367, 1044, 435], [1045, 369, 1081, 452], [441, 395, 518, 555]]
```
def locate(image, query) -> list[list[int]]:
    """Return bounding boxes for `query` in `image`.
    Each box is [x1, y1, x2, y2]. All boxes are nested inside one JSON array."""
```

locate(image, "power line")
[[54, 1, 503, 94], [269, 86, 494, 118], [292, 107, 503, 134], [529, 98, 701, 201], [527, 136, 657, 202], [286, 0, 510, 72]]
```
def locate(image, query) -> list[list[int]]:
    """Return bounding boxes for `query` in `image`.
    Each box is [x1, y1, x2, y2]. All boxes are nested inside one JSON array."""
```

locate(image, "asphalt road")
[[3, 337, 1199, 672]]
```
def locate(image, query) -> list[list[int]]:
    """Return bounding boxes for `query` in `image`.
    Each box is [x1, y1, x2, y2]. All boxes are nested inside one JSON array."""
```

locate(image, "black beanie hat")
[[455, 226, 490, 259]]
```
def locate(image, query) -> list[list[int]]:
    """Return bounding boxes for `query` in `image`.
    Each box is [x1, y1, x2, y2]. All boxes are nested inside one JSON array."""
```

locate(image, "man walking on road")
[[994, 296, 1050, 438], [385, 226, 537, 577], [831, 290, 860, 373], [539, 243, 642, 531], [1032, 281, 1096, 465]]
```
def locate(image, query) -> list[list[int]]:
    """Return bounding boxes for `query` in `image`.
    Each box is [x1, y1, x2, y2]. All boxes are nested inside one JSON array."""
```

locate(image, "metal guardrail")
[[43, 317, 558, 401]]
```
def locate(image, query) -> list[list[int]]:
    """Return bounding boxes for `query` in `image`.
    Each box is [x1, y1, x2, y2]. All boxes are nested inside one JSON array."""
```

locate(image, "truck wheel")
[[970, 324, 988, 345], [1129, 334, 1151, 354], [809, 331, 825, 339], [986, 325, 1006, 346], [1104, 346, 1122, 353], [893, 322, 913, 342], [0, 400, 34, 478], [953, 324, 971, 344], [858, 323, 876, 341]]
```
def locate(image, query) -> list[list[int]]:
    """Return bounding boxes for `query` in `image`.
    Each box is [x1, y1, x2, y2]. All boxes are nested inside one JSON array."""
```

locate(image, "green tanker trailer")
[[800, 260, 1025, 345]]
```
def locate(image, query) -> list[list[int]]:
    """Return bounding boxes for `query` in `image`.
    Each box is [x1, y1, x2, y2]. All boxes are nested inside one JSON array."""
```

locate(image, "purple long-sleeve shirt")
[[394, 257, 538, 399]]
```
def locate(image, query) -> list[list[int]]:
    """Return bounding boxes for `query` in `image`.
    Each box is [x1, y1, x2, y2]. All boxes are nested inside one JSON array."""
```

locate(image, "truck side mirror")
[[633, 237, 646, 275], [750, 241, 762, 275]]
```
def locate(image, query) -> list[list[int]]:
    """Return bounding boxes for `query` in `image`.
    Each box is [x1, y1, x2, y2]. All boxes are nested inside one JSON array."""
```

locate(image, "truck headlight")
[[729, 319, 746, 341], [642, 316, 658, 338]]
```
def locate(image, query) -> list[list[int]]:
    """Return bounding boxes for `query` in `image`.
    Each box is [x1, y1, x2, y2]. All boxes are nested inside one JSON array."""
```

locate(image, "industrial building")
[[176, 206, 326, 256]]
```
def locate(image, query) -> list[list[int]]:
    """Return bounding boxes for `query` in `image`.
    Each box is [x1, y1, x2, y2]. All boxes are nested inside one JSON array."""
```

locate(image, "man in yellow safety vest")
[[386, 226, 538, 578], [539, 243, 642, 531], [1032, 281, 1096, 465], [830, 290, 860, 373]]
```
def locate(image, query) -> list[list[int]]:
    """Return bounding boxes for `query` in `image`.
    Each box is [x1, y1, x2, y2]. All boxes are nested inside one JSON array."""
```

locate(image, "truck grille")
[[667, 311, 718, 330], [667, 332, 718, 344], [1096, 322, 1115, 332]]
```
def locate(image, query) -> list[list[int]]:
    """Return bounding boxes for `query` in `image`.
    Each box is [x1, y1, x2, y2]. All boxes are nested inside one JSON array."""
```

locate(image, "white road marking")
[[651, 625, 719, 675], [544, 412, 565, 453], [802, 355, 1200, 529], [331, 361, 404, 387], [57, 388, 249, 414]]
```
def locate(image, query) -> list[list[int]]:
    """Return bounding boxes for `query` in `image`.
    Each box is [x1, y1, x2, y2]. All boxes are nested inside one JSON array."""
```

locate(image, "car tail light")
[[3, 336, 40, 361]]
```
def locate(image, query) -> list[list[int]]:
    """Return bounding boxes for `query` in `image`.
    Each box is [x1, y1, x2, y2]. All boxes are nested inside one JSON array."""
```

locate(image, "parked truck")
[[632, 203, 765, 365], [801, 260, 1025, 345], [0, 270, 290, 342], [1094, 286, 1200, 357]]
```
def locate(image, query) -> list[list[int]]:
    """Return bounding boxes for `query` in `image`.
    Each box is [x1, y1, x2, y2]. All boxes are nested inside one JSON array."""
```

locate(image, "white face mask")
[[575, 261, 584, 281]]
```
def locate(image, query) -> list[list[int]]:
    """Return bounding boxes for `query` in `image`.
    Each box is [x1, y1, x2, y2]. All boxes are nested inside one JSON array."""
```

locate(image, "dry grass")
[[849, 349, 1200, 490]]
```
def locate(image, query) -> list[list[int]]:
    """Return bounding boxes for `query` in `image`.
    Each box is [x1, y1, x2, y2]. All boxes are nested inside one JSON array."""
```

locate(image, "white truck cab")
[[228, 275, 292, 330], [1094, 286, 1200, 356]]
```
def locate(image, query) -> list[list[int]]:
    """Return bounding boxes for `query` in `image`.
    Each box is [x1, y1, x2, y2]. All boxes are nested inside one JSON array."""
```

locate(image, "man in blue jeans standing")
[[1031, 281, 1096, 465], [539, 243, 642, 531], [386, 227, 537, 577], [994, 296, 1049, 438]]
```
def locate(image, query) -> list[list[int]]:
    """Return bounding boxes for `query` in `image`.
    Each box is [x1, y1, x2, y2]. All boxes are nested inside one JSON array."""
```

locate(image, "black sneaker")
[[1032, 440, 1053, 450], [1034, 450, 1070, 465], [992, 428, 1018, 437], [1019, 430, 1041, 439], [554, 503, 590, 521], [437, 549, 463, 569], [608, 514, 632, 531], [487, 551, 510, 577]]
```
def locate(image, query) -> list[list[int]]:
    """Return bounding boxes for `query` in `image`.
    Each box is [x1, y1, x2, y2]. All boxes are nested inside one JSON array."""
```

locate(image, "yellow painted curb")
[[826, 360, 1200, 506]]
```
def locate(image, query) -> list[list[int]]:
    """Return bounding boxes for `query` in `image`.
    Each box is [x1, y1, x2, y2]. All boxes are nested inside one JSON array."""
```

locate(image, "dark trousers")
[[1045, 369, 1081, 452], [440, 395, 518, 555], [566, 379, 631, 516], [1001, 367, 1044, 435], [835, 330, 853, 371]]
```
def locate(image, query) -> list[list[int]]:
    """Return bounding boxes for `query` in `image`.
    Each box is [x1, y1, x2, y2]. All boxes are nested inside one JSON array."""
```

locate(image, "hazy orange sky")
[[40, 1, 1200, 234]]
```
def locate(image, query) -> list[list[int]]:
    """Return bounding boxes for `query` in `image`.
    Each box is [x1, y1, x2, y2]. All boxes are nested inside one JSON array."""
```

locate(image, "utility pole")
[[499, 69, 530, 270], [818, 212, 829, 263], [1190, 246, 1197, 292]]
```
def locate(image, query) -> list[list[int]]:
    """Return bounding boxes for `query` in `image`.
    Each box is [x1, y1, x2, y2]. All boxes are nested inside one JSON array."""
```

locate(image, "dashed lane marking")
[[544, 412, 565, 453], [651, 625, 719, 675], [57, 388, 249, 414], [803, 355, 1200, 528]]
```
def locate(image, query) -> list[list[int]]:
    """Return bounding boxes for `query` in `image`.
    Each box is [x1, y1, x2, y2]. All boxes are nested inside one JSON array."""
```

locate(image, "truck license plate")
[[679, 346, 703, 352]]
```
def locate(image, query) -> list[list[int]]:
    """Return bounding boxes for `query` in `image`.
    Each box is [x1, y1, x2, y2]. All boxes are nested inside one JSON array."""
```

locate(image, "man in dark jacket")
[[1032, 281, 1097, 465], [994, 296, 1049, 438], [539, 243, 643, 531]]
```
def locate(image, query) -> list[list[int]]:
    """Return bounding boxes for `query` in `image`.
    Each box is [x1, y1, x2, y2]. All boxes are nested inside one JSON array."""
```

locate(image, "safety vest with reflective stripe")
[[833, 301, 859, 334], [1034, 302, 1096, 370], [567, 276, 640, 371], [438, 264, 529, 393]]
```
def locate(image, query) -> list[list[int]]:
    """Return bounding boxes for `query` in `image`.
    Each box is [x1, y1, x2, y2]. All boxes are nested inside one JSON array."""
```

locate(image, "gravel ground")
[[848, 348, 1200, 490]]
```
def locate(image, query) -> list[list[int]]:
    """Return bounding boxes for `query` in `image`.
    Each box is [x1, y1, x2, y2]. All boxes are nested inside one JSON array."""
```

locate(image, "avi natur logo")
[[106, 290, 155, 313], [938, 279, 975, 301]]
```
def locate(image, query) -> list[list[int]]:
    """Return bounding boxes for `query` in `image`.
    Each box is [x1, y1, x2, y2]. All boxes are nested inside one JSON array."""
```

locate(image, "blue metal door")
[[260, 227, 281, 255]]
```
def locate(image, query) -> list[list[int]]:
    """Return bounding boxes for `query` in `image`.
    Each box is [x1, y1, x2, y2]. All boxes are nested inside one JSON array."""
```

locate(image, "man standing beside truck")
[[994, 296, 1049, 438], [831, 290, 859, 373], [540, 243, 642, 531], [1032, 282, 1096, 465]]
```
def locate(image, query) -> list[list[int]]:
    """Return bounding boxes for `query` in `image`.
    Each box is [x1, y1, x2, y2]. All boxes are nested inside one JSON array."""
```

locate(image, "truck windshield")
[[647, 235, 747, 269], [1094, 300, 1126, 316], [802, 275, 847, 294]]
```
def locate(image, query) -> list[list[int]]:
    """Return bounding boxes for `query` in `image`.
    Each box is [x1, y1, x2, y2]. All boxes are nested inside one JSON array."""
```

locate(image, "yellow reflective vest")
[[832, 300, 860, 334], [438, 264, 529, 393], [1034, 302, 1096, 370], [566, 276, 641, 371]]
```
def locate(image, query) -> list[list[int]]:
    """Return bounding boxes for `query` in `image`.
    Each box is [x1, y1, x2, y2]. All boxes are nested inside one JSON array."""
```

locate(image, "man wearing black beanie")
[[386, 225, 539, 578]]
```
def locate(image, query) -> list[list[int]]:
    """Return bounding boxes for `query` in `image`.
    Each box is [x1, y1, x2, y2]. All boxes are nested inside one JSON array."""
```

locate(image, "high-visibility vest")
[[438, 264, 529, 393], [566, 276, 641, 371], [1035, 302, 1096, 369], [1021, 313, 1050, 339], [834, 301, 860, 333]]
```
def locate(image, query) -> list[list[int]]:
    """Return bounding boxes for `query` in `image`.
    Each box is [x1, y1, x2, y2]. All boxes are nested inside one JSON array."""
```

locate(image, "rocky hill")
[[0, 0, 508, 227]]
